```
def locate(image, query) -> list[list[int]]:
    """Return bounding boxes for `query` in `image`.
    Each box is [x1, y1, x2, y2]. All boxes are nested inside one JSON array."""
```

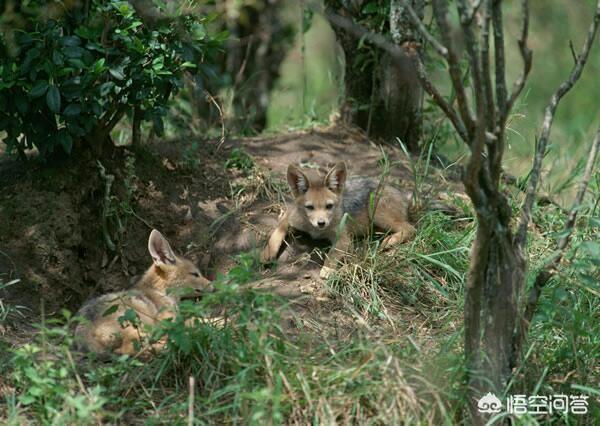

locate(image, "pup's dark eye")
[[326, 203, 334, 210], [190, 272, 201, 278], [305, 205, 314, 210]]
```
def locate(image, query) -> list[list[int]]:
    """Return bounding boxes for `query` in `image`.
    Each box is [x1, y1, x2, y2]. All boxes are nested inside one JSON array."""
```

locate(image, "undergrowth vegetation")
[[2, 157, 597, 424]]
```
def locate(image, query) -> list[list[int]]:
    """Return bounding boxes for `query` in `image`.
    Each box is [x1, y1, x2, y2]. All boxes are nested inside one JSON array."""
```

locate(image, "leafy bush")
[[0, 0, 226, 158]]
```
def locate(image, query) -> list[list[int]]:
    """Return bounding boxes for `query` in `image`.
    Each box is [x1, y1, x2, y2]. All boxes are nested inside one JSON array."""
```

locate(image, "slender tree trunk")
[[463, 192, 526, 423]]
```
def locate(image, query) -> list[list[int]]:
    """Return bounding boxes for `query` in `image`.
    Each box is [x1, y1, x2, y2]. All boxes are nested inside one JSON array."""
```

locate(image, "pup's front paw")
[[319, 266, 335, 280]]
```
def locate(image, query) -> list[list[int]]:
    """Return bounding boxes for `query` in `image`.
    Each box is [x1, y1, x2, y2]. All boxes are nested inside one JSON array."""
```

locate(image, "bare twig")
[[204, 90, 226, 149], [97, 161, 116, 252], [492, 0, 507, 120], [479, 0, 495, 131], [516, 1, 600, 248], [506, 0, 532, 117], [432, 0, 476, 139], [412, 56, 470, 142], [400, 0, 448, 57], [490, 0, 508, 181], [453, 0, 490, 206], [568, 40, 578, 64]]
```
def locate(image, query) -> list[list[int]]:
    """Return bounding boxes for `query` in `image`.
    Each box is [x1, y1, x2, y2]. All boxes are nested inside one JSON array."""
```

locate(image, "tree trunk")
[[461, 84, 527, 422], [331, 23, 375, 131], [464, 195, 526, 423], [377, 41, 422, 153], [327, 0, 424, 153]]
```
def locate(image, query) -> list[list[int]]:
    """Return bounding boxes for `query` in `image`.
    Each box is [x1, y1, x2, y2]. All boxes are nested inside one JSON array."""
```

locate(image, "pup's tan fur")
[[74, 230, 211, 356], [261, 162, 416, 278]]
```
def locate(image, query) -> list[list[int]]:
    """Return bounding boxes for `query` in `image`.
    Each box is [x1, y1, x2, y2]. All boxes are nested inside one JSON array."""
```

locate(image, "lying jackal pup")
[[261, 161, 416, 278], [75, 230, 211, 356]]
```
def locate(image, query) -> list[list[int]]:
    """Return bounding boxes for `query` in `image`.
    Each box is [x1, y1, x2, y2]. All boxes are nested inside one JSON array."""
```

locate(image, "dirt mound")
[[0, 142, 229, 325], [0, 124, 459, 340]]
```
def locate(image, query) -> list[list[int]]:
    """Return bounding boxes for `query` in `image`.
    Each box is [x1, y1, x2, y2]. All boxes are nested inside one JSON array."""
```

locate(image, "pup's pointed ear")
[[324, 162, 347, 194], [287, 164, 310, 197], [148, 230, 177, 267]]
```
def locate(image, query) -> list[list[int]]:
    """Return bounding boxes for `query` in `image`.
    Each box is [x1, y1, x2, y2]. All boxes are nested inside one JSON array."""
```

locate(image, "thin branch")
[[568, 40, 578, 64], [400, 0, 448, 57], [480, 0, 495, 131], [516, 1, 600, 248], [506, 0, 532, 118], [514, 127, 600, 363], [97, 161, 116, 252], [492, 0, 507, 120], [432, 0, 476, 140], [490, 0, 508, 182], [203, 90, 226, 149], [452, 0, 489, 207], [412, 55, 470, 142]]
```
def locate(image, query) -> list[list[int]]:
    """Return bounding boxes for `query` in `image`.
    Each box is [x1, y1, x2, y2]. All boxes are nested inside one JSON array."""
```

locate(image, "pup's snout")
[[317, 220, 327, 228]]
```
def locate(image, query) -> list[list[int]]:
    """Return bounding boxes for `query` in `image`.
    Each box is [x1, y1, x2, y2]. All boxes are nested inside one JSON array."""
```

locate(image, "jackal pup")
[[74, 230, 211, 356], [261, 161, 416, 278]]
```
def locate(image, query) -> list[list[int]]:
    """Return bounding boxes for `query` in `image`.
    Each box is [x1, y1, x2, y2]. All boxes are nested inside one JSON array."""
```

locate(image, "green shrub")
[[0, 0, 226, 158]]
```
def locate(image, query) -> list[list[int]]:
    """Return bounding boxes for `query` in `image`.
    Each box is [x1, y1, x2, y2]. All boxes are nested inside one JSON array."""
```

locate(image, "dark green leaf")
[[46, 86, 61, 113], [63, 46, 86, 58], [61, 36, 81, 47], [30, 81, 49, 98], [57, 130, 73, 154], [63, 103, 82, 117], [118, 308, 140, 328], [15, 96, 28, 114], [109, 67, 125, 80], [102, 304, 119, 317], [52, 50, 64, 65], [67, 58, 87, 69], [99, 81, 115, 96]]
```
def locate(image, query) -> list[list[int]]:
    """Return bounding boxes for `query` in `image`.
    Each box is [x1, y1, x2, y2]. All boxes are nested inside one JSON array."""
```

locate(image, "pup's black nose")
[[317, 220, 326, 228]]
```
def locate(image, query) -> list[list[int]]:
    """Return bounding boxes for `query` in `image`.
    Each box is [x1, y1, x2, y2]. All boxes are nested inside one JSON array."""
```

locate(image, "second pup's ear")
[[148, 230, 177, 267], [324, 162, 347, 194], [287, 164, 310, 197]]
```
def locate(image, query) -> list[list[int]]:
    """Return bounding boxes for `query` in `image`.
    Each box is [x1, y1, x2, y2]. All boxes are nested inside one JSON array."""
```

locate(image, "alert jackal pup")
[[74, 230, 211, 356], [261, 161, 416, 278]]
